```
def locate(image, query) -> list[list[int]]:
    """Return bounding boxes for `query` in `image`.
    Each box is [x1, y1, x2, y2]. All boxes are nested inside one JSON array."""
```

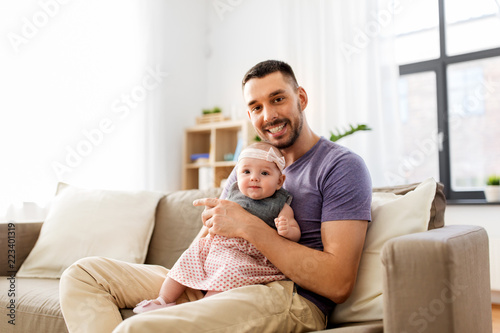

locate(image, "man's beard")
[[261, 102, 304, 150]]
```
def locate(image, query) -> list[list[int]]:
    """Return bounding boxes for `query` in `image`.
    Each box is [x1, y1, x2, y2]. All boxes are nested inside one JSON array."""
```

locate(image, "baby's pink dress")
[[167, 234, 285, 291]]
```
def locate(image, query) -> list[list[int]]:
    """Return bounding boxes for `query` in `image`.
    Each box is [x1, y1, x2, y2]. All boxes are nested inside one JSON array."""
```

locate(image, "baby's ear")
[[277, 174, 286, 189]]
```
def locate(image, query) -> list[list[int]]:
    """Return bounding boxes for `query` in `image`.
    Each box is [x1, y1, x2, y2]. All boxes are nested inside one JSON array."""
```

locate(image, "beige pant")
[[59, 257, 327, 333]]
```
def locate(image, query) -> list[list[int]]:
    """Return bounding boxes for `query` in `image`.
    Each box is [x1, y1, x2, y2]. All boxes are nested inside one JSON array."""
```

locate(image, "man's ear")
[[297, 86, 308, 111], [277, 174, 286, 189]]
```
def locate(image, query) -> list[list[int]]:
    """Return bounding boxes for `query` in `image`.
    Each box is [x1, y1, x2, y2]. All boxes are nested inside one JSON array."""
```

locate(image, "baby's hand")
[[275, 216, 290, 237]]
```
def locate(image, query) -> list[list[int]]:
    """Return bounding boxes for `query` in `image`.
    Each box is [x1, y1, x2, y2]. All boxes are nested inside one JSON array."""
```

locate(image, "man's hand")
[[193, 198, 253, 238]]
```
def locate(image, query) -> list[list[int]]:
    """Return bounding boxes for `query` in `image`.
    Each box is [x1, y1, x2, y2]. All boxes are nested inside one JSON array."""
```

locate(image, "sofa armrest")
[[381, 225, 492, 333], [0, 222, 43, 276]]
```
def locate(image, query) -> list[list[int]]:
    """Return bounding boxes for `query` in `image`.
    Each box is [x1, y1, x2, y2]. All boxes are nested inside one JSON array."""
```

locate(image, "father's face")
[[243, 72, 304, 150]]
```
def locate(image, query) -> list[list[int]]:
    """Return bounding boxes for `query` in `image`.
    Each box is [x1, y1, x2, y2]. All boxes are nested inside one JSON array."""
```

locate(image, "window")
[[394, 0, 500, 202], [397, 72, 440, 184]]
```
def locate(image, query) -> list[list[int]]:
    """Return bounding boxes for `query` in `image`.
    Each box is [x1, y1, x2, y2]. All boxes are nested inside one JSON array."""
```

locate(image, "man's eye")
[[251, 106, 261, 112], [274, 97, 284, 103]]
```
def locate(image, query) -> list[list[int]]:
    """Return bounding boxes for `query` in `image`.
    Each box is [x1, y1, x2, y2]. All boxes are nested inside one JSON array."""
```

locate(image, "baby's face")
[[236, 157, 284, 200]]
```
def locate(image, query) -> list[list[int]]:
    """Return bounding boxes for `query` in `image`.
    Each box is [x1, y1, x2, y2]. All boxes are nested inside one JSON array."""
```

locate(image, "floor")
[[494, 304, 500, 333]]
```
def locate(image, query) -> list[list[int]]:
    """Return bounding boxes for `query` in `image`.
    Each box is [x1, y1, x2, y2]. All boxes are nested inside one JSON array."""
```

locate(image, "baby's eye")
[[261, 171, 269, 176], [242, 170, 250, 174]]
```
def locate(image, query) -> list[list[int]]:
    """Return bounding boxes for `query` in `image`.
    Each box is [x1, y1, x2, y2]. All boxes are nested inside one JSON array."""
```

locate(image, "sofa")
[[0, 179, 493, 333]]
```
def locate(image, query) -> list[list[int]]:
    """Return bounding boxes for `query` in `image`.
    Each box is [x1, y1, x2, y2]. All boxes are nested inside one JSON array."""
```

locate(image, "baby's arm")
[[274, 203, 301, 242]]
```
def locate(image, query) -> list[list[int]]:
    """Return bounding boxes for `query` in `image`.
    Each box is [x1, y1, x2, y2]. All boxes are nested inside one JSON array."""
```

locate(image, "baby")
[[133, 142, 300, 313]]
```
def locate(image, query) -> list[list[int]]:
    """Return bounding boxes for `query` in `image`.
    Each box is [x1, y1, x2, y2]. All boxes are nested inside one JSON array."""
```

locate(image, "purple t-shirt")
[[221, 137, 372, 316]]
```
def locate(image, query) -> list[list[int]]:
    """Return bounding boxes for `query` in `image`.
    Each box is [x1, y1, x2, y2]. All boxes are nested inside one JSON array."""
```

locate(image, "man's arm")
[[246, 217, 367, 304], [194, 198, 368, 304]]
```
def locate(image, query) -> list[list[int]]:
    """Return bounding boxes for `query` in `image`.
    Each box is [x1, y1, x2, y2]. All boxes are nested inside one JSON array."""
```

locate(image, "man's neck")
[[281, 127, 320, 167]]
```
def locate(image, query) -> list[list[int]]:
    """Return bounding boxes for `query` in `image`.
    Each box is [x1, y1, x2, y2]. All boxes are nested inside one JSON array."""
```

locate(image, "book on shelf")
[[190, 153, 210, 162]]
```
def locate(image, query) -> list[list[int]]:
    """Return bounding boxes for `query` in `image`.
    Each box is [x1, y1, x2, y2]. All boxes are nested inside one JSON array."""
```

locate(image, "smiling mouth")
[[267, 123, 286, 134]]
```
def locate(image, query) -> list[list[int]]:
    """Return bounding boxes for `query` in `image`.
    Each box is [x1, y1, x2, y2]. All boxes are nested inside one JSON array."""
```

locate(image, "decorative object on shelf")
[[223, 153, 234, 161], [329, 124, 371, 142], [197, 106, 229, 124], [190, 153, 210, 162], [198, 166, 214, 190], [484, 174, 500, 202]]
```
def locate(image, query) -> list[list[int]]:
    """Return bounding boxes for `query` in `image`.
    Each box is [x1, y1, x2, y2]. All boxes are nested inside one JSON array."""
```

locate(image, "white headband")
[[238, 147, 285, 172]]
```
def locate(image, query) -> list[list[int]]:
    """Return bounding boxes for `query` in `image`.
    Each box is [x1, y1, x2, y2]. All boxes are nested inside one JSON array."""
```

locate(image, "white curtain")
[[280, 0, 403, 187], [0, 0, 209, 221], [0, 1, 163, 220]]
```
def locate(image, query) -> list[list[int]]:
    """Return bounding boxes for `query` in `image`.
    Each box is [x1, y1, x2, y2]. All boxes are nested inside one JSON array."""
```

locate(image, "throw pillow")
[[331, 177, 438, 324], [372, 181, 446, 230], [16, 183, 164, 278]]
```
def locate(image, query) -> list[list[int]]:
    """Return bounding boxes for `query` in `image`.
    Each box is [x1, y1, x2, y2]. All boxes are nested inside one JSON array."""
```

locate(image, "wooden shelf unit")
[[182, 119, 257, 190]]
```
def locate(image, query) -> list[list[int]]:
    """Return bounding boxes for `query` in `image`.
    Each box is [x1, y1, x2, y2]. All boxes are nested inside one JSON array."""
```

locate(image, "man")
[[60, 60, 372, 332]]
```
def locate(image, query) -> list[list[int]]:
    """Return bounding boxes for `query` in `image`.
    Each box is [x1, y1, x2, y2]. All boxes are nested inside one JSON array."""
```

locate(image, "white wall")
[[142, 0, 210, 192], [0, 0, 209, 207], [446, 205, 500, 294], [205, 0, 288, 121]]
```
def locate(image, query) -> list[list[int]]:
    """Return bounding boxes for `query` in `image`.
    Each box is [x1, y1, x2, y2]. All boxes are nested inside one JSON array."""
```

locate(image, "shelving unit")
[[182, 119, 257, 190]]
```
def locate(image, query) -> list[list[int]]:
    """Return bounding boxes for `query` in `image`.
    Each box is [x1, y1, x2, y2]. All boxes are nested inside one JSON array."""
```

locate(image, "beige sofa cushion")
[[17, 183, 164, 278], [0, 278, 67, 333], [145, 188, 222, 269]]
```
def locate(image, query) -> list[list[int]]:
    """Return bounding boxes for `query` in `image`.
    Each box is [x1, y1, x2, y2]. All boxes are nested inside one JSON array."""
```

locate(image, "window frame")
[[398, 0, 500, 203]]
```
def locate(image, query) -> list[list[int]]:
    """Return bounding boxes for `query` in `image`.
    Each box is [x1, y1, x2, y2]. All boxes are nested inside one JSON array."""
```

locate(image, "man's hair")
[[242, 60, 298, 89]]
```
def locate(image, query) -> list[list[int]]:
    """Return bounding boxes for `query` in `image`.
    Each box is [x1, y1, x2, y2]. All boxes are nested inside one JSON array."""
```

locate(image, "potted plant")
[[484, 175, 500, 203], [197, 107, 227, 124]]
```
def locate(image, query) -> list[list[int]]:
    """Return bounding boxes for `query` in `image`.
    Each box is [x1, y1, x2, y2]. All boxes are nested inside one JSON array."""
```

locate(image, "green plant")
[[329, 124, 371, 142], [202, 107, 222, 115], [486, 175, 500, 186]]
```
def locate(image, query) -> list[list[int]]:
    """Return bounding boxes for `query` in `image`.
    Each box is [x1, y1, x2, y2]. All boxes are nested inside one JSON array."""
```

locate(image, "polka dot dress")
[[167, 234, 285, 291]]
